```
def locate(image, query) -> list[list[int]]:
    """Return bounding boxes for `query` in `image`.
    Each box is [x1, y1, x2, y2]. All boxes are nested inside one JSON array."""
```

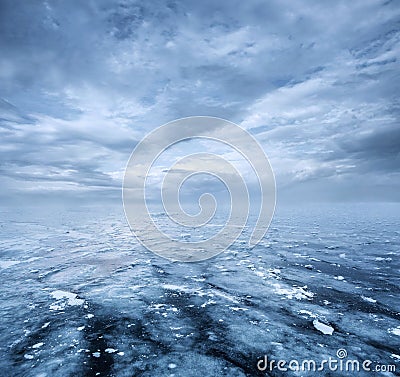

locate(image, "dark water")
[[0, 203, 399, 376]]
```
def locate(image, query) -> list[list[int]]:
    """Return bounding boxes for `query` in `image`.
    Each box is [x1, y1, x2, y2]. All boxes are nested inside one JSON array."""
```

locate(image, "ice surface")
[[0, 203, 399, 376]]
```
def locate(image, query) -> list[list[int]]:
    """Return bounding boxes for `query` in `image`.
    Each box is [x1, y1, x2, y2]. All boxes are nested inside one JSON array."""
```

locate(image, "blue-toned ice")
[[0, 203, 399, 376]]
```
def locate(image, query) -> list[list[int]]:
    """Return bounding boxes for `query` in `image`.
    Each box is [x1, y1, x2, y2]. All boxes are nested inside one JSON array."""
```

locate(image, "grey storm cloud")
[[0, 0, 399, 204]]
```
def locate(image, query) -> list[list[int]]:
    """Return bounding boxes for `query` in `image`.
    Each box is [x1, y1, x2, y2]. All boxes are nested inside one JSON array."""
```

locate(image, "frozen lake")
[[0, 203, 399, 376]]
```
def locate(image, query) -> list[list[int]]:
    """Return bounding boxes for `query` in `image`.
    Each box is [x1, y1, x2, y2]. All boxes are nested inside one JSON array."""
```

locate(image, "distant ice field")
[[0, 203, 399, 376]]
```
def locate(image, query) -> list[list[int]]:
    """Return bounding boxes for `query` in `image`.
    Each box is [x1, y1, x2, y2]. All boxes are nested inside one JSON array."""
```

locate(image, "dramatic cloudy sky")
[[0, 0, 399, 206]]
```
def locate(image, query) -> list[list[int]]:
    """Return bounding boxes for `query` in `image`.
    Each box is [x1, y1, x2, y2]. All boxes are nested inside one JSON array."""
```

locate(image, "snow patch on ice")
[[254, 270, 265, 278], [334, 276, 345, 281], [211, 290, 240, 304], [388, 326, 400, 336], [229, 307, 248, 312], [361, 296, 376, 303], [129, 285, 144, 290], [273, 283, 314, 300], [162, 284, 191, 293], [299, 310, 317, 318], [49, 290, 84, 310], [201, 300, 216, 308], [375, 257, 392, 262], [0, 260, 20, 269]]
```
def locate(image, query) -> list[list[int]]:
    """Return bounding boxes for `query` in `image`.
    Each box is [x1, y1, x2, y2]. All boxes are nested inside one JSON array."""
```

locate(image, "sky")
[[0, 0, 399, 207]]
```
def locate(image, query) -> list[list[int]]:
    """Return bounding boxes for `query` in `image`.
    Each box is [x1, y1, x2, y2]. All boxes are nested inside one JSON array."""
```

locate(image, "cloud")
[[0, 0, 399, 204]]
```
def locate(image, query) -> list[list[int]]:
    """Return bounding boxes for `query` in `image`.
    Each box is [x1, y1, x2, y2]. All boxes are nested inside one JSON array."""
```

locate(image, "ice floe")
[[313, 320, 334, 335]]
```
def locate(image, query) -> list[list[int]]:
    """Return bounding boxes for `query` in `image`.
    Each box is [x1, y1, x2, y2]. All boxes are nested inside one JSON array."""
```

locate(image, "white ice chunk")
[[388, 326, 400, 336], [313, 320, 334, 335], [361, 296, 376, 303]]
